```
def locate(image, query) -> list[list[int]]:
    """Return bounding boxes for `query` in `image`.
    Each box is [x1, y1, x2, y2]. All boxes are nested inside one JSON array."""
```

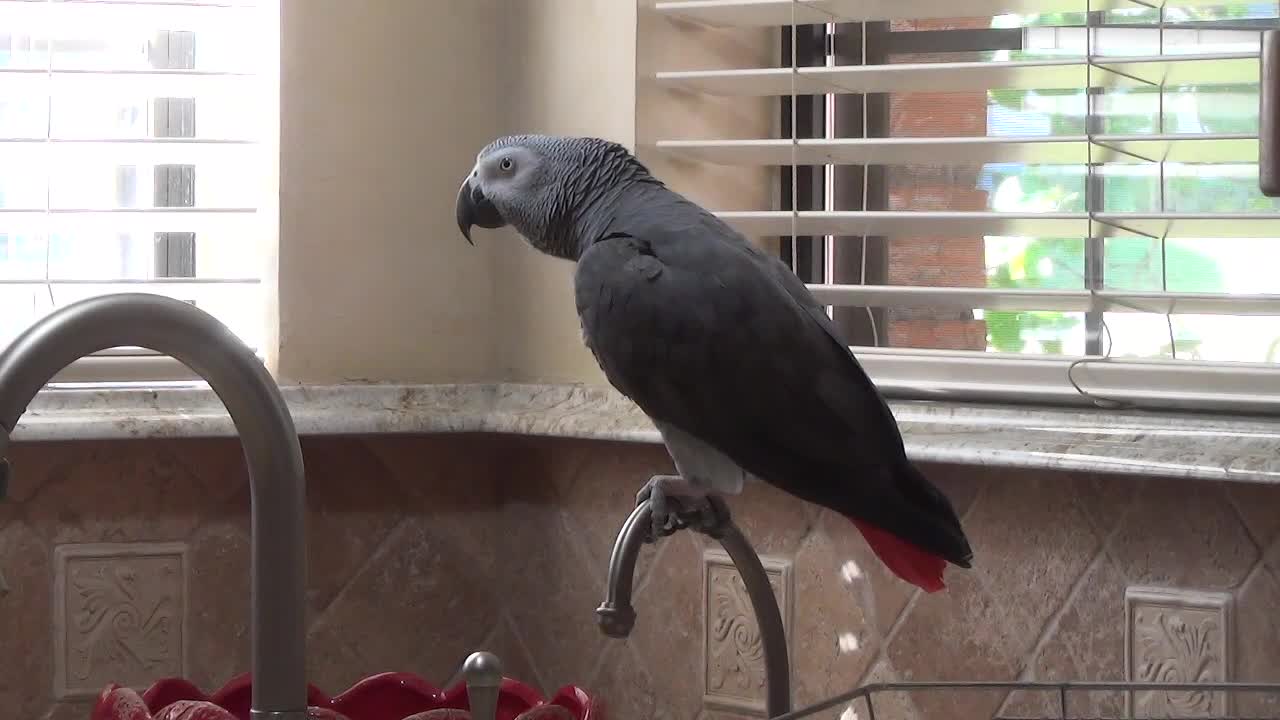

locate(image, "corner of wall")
[[278, 1, 777, 387], [275, 0, 506, 385], [487, 1, 641, 386]]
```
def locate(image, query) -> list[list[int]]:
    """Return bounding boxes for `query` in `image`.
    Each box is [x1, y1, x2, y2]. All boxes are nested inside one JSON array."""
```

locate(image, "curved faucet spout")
[[596, 498, 792, 718], [0, 293, 307, 720]]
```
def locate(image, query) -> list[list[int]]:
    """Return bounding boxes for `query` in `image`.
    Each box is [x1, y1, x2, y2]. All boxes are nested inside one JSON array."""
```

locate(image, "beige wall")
[[275, 0, 638, 386], [488, 0, 639, 384], [274, 0, 780, 386], [276, 0, 504, 384]]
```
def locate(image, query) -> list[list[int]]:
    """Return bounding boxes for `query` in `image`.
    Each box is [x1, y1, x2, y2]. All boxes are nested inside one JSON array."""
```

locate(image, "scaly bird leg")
[[635, 474, 732, 542]]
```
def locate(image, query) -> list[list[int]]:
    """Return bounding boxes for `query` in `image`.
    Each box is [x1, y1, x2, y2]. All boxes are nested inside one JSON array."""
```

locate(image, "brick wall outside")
[[881, 19, 992, 351]]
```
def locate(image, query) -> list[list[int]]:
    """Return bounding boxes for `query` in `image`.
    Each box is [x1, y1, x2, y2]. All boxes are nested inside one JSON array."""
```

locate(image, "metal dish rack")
[[597, 500, 1280, 720], [775, 681, 1280, 720]]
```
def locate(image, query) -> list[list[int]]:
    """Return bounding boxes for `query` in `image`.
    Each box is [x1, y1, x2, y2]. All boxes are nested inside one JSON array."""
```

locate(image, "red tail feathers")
[[848, 516, 947, 593]]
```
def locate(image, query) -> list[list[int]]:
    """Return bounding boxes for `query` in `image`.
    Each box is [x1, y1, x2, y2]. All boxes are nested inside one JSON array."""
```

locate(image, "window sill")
[[12, 382, 1280, 484]]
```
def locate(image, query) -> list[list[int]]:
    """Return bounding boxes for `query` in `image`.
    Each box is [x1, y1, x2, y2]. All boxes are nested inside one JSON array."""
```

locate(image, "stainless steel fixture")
[[0, 293, 308, 720], [596, 497, 792, 718]]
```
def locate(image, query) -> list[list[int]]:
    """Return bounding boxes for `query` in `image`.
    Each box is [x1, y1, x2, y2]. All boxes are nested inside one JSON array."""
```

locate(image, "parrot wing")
[[573, 207, 973, 584]]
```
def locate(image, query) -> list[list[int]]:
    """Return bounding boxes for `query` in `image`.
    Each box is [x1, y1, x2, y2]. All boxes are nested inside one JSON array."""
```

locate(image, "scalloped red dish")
[[91, 672, 601, 720]]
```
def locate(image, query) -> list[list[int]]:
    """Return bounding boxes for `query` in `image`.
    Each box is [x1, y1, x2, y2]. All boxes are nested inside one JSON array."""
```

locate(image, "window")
[[0, 0, 276, 383], [648, 0, 1280, 412]]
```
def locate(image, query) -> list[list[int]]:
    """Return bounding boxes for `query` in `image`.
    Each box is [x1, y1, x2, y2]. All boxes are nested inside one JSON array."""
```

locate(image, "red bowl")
[[90, 673, 601, 720]]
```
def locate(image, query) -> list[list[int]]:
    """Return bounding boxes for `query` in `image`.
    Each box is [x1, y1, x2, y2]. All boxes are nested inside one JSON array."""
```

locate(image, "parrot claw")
[[696, 494, 732, 540], [636, 475, 731, 542]]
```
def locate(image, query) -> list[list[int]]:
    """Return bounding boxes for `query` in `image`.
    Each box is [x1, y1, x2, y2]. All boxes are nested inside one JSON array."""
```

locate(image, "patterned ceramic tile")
[[1125, 586, 1233, 719], [52, 542, 188, 699], [702, 548, 792, 717]]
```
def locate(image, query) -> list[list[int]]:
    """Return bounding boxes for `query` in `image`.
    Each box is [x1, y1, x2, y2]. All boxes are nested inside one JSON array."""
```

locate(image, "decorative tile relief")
[[53, 542, 189, 698], [1125, 586, 1233, 719], [702, 547, 793, 717]]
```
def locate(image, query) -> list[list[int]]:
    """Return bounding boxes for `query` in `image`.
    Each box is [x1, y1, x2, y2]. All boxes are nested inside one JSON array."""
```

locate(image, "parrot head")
[[456, 134, 658, 258], [455, 134, 556, 247]]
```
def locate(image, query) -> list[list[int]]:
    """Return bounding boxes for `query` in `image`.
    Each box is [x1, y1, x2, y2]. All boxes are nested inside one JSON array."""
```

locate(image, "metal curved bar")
[[595, 502, 649, 638], [718, 519, 791, 719], [596, 498, 792, 718], [0, 293, 307, 720]]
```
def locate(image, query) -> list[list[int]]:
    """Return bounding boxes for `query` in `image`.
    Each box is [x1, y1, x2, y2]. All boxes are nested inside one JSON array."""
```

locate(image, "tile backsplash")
[[1, 433, 1277, 720]]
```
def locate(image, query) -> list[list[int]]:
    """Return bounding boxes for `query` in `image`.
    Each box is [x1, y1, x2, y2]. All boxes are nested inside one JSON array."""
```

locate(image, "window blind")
[[650, 0, 1280, 413], [0, 0, 275, 384]]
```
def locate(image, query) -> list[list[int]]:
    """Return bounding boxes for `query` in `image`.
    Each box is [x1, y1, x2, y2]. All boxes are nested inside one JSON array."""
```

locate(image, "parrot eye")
[[499, 157, 515, 172]]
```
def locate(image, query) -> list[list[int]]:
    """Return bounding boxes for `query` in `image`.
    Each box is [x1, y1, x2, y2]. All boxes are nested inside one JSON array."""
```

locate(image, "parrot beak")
[[456, 175, 505, 245]]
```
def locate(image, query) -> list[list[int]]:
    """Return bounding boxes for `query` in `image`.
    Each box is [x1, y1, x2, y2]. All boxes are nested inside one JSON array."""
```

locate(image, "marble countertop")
[[10, 382, 1280, 484]]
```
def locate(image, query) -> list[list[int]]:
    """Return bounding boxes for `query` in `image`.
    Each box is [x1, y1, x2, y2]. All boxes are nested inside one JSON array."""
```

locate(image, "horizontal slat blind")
[[0, 0, 273, 383], [657, 0, 1270, 25], [647, 0, 1280, 411]]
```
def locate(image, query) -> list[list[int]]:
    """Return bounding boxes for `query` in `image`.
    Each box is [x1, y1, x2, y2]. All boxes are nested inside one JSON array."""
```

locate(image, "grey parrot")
[[456, 134, 972, 592]]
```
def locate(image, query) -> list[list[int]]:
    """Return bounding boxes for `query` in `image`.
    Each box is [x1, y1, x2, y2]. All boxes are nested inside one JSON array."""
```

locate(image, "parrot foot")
[[636, 474, 731, 542]]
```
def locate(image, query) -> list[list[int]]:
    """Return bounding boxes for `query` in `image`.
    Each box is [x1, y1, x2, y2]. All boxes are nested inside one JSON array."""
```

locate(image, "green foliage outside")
[[976, 9, 1274, 357]]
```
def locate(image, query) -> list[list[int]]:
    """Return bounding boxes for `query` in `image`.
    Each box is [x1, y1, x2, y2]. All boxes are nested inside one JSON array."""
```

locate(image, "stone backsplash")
[[1, 433, 1277, 720]]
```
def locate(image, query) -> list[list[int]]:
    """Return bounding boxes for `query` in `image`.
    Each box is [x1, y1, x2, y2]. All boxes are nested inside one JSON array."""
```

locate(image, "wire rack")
[[772, 681, 1280, 720]]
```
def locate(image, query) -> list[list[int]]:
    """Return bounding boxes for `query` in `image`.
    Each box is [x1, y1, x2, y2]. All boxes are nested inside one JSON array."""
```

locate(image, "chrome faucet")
[[0, 293, 308, 720], [596, 498, 792, 718]]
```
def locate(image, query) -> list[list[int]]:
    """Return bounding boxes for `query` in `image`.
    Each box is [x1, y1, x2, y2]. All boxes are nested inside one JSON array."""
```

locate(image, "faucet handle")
[[461, 651, 503, 720]]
